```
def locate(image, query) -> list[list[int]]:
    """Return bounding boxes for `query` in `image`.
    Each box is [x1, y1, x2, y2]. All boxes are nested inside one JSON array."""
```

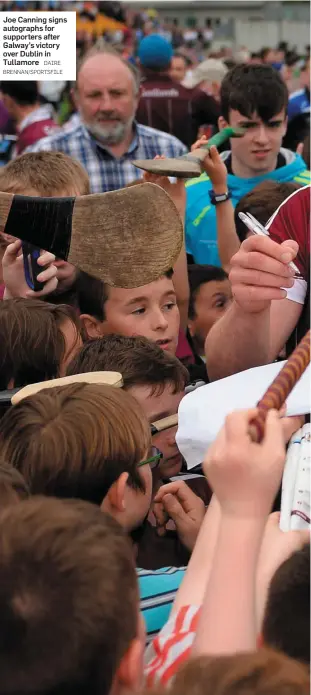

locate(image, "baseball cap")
[[138, 34, 173, 70], [183, 59, 228, 89]]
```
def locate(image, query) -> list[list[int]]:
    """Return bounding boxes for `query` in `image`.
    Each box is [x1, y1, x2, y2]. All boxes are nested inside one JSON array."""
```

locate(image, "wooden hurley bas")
[[0, 183, 183, 289], [249, 330, 311, 443], [133, 127, 246, 178]]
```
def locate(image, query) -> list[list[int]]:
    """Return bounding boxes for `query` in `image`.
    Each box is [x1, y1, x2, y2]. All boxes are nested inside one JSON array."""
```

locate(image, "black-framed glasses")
[[138, 446, 163, 470]]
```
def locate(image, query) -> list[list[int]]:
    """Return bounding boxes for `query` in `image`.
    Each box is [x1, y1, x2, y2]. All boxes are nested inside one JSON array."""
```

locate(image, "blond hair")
[[0, 151, 90, 196]]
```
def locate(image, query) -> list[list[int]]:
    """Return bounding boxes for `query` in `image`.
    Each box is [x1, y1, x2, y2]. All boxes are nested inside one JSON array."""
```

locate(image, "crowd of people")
[[0, 3, 310, 694]]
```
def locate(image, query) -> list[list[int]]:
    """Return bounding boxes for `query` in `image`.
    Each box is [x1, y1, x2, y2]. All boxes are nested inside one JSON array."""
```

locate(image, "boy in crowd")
[[0, 496, 146, 695], [75, 269, 180, 356], [187, 265, 232, 361], [67, 335, 187, 482], [185, 64, 310, 266], [0, 151, 90, 300], [0, 298, 82, 390], [0, 380, 192, 637]]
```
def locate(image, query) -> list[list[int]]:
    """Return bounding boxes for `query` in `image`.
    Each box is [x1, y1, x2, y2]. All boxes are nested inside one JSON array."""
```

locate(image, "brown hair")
[[262, 543, 310, 665], [0, 460, 30, 507], [166, 649, 310, 695], [234, 181, 302, 243], [67, 334, 188, 395], [0, 496, 138, 695], [0, 151, 90, 197], [0, 298, 82, 390], [0, 382, 151, 502]]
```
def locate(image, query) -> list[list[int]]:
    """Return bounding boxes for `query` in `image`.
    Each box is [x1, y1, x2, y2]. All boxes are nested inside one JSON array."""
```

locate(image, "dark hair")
[[0, 81, 38, 106], [220, 64, 288, 122], [67, 334, 188, 395], [0, 461, 30, 507], [262, 543, 310, 665], [0, 383, 151, 503], [188, 264, 228, 320], [164, 649, 310, 695], [0, 496, 138, 695], [234, 181, 302, 243], [76, 269, 174, 322], [0, 298, 82, 390]]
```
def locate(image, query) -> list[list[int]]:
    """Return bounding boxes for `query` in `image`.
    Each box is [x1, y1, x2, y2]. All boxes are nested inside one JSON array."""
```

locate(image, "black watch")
[[208, 190, 231, 205]]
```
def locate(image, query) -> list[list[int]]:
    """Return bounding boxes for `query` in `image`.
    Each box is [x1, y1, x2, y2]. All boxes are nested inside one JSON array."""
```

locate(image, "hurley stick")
[[0, 183, 183, 289], [133, 127, 245, 178], [249, 330, 310, 443]]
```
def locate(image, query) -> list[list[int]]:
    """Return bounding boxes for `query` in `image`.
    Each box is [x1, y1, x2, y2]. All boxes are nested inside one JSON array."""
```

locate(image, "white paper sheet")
[[176, 361, 311, 470]]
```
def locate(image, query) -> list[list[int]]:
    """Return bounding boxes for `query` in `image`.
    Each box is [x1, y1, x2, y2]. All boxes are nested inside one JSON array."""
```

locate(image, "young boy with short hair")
[[0, 380, 190, 638], [0, 151, 90, 299], [185, 63, 310, 266], [75, 269, 180, 356], [67, 334, 188, 480], [0, 298, 83, 389], [0, 496, 144, 695], [188, 265, 232, 359]]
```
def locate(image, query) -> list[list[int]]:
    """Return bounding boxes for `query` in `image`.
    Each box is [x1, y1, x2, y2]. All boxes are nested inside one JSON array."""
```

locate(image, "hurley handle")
[[200, 126, 246, 150], [249, 330, 310, 443]]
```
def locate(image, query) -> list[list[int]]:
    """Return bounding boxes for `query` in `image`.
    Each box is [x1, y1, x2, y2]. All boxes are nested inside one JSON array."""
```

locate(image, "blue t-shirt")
[[185, 148, 311, 266]]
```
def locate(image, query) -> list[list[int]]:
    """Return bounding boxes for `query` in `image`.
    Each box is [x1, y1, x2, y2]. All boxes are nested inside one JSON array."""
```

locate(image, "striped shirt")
[[144, 605, 200, 687], [138, 566, 185, 642], [26, 121, 187, 193]]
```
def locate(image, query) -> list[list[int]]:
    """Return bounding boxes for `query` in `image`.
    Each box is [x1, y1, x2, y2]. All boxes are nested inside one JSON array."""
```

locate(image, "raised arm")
[[190, 139, 240, 272], [205, 235, 301, 380]]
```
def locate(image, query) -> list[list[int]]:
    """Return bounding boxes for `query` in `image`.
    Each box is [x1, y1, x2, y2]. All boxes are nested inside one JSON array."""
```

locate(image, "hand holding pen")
[[229, 217, 300, 314], [238, 212, 303, 279]]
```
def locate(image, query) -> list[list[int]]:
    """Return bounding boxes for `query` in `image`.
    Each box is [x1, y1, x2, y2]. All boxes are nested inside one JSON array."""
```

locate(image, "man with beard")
[[26, 50, 187, 193]]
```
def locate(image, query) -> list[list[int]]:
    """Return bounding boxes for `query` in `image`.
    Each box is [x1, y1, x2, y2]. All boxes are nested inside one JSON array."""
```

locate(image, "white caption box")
[[0, 12, 76, 80]]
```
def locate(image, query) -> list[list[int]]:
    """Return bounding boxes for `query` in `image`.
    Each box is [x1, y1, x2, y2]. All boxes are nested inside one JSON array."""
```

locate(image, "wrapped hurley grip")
[[249, 330, 310, 442]]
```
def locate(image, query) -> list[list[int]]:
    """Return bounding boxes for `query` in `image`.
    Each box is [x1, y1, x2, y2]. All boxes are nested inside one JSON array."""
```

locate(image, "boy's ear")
[[257, 632, 265, 650], [104, 472, 129, 514], [218, 116, 228, 131], [79, 314, 104, 339], [116, 632, 145, 692]]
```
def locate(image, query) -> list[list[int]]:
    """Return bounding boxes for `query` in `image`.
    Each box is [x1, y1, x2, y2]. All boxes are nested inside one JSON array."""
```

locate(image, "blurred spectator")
[[0, 82, 58, 156], [26, 49, 186, 193], [170, 53, 188, 84], [136, 34, 220, 149], [283, 57, 310, 151], [183, 59, 228, 102]]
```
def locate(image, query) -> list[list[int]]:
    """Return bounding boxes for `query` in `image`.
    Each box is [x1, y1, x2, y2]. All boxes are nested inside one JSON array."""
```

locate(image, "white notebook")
[[176, 361, 311, 470]]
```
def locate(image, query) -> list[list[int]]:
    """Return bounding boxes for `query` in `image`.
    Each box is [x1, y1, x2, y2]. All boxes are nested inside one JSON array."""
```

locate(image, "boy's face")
[[220, 109, 287, 176], [96, 276, 180, 356], [128, 383, 184, 480], [188, 277, 232, 353]]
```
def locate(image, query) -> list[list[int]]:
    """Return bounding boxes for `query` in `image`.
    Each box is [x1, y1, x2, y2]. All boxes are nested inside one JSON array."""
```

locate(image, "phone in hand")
[[22, 242, 45, 292]]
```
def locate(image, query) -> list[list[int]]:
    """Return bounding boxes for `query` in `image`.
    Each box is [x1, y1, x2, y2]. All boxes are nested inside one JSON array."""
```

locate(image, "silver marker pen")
[[238, 212, 302, 278]]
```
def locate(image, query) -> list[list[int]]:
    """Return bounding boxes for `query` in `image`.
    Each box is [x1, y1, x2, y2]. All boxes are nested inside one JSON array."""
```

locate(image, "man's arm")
[[204, 234, 300, 380], [206, 296, 302, 381]]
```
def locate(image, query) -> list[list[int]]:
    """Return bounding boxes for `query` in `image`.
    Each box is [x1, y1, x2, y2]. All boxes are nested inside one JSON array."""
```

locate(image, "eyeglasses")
[[138, 446, 163, 470]]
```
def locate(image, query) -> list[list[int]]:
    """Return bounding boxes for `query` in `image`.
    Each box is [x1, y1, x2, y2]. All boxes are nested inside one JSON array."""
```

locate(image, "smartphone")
[[22, 242, 45, 292]]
